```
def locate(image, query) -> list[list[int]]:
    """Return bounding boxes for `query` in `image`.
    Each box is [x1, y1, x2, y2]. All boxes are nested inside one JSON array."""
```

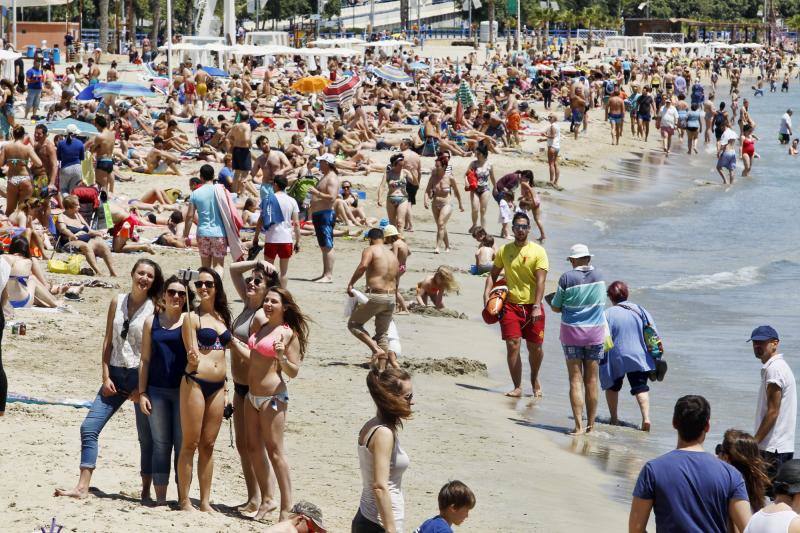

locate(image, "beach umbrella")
[[93, 82, 158, 98], [291, 76, 331, 94], [201, 66, 230, 78], [410, 61, 430, 71], [76, 83, 104, 101], [367, 65, 413, 84], [455, 80, 477, 108], [323, 74, 362, 111], [40, 118, 99, 137]]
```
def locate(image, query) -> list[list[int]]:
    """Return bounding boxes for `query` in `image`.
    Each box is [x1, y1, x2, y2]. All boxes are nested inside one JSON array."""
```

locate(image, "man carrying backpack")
[[253, 175, 300, 288]]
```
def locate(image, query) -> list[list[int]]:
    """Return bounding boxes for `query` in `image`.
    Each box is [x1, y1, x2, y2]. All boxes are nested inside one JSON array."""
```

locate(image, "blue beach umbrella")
[[410, 61, 429, 71], [93, 82, 158, 98], [201, 65, 230, 78], [39, 118, 99, 137], [367, 65, 413, 84], [76, 83, 104, 101]]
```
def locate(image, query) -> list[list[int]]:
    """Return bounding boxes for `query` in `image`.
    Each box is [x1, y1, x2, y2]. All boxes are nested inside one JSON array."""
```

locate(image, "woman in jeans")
[[353, 368, 414, 533], [138, 276, 192, 505], [55, 258, 163, 501]]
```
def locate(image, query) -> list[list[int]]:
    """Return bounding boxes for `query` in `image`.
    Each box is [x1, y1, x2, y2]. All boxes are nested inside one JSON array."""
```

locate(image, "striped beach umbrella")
[[323, 74, 362, 112], [367, 65, 413, 84], [455, 80, 477, 108]]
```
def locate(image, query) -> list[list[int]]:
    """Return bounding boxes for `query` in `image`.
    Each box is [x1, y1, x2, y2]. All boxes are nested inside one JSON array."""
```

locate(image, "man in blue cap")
[[750, 325, 797, 486]]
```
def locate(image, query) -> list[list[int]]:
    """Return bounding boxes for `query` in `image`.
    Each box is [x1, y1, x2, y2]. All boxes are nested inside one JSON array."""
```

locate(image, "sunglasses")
[[342, 185, 351, 189], [404, 392, 414, 403], [194, 280, 215, 289], [120, 319, 130, 340], [512, 224, 530, 231], [166, 288, 187, 298], [245, 276, 263, 286]]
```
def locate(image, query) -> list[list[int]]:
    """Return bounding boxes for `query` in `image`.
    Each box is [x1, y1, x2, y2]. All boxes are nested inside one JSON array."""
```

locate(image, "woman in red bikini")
[[741, 124, 758, 177], [245, 287, 310, 521]]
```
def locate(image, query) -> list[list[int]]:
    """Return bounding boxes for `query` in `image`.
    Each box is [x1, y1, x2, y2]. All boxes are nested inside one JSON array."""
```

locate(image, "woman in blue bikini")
[[246, 287, 309, 521], [178, 267, 232, 512]]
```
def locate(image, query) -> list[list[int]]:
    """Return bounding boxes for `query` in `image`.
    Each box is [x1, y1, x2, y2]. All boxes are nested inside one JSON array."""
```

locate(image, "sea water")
[[500, 88, 800, 502]]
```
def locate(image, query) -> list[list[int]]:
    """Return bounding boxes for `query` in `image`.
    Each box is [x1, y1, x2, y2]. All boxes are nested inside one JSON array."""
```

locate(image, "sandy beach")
[[0, 41, 717, 532]]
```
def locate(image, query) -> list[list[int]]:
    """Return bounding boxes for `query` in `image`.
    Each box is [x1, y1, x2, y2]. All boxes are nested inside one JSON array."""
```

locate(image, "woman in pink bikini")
[[245, 287, 310, 521]]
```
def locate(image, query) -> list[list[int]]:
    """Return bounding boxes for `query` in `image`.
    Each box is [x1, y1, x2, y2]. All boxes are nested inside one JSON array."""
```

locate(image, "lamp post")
[[167, 0, 173, 85]]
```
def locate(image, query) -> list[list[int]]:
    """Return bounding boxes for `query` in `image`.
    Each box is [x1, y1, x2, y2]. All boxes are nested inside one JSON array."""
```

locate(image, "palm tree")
[[526, 7, 548, 50], [150, 0, 161, 45], [99, 0, 109, 51], [488, 0, 495, 48], [557, 9, 576, 44], [787, 14, 800, 44], [579, 5, 604, 51], [401, 0, 409, 32]]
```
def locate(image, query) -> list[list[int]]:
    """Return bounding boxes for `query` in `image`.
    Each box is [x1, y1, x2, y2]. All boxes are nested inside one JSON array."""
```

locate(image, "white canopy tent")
[[357, 40, 414, 48], [309, 37, 367, 47], [0, 0, 71, 49]]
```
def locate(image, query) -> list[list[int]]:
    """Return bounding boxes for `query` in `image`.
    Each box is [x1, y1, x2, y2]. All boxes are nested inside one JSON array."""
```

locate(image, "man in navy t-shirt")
[[25, 57, 44, 119], [629, 395, 752, 532]]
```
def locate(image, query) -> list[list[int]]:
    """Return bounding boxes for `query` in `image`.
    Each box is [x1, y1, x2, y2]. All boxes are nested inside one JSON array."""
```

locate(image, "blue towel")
[[260, 191, 285, 231]]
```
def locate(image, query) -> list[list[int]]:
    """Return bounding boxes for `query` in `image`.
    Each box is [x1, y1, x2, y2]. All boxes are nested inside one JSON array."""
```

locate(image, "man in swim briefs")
[[227, 111, 253, 195], [89, 115, 117, 192]]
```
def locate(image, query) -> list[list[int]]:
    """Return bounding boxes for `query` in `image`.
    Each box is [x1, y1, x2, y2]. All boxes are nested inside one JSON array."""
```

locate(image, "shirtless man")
[[31, 124, 58, 221], [607, 89, 625, 145], [308, 153, 340, 283], [570, 87, 587, 140], [145, 137, 182, 175], [251, 135, 292, 201], [399, 138, 421, 232], [194, 66, 209, 111], [87, 115, 116, 191], [86, 58, 101, 85], [346, 226, 399, 367], [226, 111, 253, 195]]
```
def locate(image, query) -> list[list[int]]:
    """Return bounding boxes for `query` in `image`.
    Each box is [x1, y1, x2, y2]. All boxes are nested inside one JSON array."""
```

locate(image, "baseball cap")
[[290, 501, 327, 532], [567, 244, 593, 260], [318, 153, 336, 165], [748, 325, 779, 342], [774, 460, 800, 495]]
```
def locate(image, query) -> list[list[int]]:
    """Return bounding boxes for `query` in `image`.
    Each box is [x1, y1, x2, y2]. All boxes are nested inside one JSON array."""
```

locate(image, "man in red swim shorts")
[[484, 211, 549, 398]]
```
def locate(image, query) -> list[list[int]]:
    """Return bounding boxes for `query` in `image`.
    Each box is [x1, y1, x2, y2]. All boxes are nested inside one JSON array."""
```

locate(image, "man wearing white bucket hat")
[[549, 243, 607, 436]]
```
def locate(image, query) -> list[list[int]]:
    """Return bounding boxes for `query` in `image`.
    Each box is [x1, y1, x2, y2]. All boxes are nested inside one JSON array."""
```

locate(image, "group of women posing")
[[54, 257, 310, 521]]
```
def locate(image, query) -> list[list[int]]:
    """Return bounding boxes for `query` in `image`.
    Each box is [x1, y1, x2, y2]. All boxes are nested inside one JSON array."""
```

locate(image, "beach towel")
[[213, 184, 244, 261]]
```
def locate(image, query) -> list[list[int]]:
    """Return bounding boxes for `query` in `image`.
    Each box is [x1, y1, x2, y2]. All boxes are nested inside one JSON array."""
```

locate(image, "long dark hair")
[[367, 367, 412, 433], [720, 429, 769, 512], [159, 275, 195, 313], [197, 266, 231, 328], [131, 258, 164, 301], [9, 235, 30, 258], [265, 287, 310, 358]]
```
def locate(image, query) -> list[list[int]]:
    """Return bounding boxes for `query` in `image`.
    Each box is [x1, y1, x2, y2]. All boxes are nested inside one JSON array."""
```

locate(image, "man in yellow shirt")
[[484, 212, 549, 397]]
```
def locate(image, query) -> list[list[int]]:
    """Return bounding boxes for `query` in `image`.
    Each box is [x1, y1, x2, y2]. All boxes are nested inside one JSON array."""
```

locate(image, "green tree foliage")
[[322, 0, 343, 20]]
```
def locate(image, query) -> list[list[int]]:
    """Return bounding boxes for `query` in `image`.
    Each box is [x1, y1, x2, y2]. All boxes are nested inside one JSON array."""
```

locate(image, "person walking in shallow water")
[[549, 244, 605, 435]]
